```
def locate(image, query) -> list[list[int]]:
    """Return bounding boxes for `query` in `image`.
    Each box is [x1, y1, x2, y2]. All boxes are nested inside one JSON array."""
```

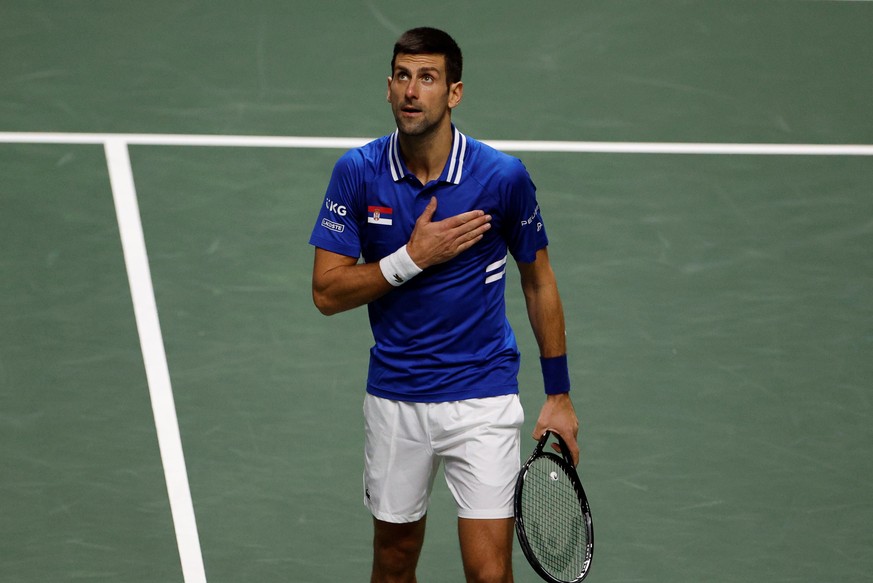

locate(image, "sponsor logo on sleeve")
[[520, 204, 543, 231], [321, 218, 345, 233], [325, 198, 347, 216]]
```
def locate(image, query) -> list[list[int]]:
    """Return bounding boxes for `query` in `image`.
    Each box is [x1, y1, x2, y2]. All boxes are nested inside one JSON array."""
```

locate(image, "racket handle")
[[541, 430, 574, 467]]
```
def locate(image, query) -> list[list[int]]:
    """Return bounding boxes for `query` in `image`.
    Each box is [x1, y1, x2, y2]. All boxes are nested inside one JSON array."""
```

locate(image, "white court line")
[[104, 139, 207, 583], [1, 131, 873, 155]]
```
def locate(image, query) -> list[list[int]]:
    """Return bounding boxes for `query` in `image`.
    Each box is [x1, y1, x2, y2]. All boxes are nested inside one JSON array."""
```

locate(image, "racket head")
[[514, 431, 593, 583]]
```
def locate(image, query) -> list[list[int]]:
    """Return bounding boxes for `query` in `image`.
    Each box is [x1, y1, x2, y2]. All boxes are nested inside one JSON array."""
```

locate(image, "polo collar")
[[388, 125, 468, 185]]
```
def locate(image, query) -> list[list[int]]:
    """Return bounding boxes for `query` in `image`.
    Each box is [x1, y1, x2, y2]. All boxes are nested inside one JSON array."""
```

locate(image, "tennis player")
[[309, 27, 579, 583]]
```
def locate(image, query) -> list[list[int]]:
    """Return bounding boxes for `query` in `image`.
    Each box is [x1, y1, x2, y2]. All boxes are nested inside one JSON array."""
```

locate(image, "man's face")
[[387, 53, 462, 137]]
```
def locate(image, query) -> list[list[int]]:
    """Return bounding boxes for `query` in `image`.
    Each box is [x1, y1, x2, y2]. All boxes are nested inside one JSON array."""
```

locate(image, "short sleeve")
[[308, 150, 366, 258], [502, 158, 549, 263]]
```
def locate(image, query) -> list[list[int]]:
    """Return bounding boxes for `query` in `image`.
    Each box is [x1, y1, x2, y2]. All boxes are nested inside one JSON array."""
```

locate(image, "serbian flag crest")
[[367, 206, 393, 225]]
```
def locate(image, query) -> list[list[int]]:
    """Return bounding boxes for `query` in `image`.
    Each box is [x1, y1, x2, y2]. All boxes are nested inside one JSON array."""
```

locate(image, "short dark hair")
[[391, 27, 463, 86]]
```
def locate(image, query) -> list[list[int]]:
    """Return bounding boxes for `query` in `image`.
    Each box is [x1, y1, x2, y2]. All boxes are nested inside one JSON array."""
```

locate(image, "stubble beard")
[[392, 96, 451, 139], [394, 112, 438, 138]]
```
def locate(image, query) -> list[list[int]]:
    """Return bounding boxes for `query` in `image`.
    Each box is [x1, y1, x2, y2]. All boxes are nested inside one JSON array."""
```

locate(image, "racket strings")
[[521, 456, 590, 581]]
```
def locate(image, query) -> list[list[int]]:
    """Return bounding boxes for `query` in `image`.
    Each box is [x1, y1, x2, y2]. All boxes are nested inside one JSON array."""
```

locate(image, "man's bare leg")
[[458, 517, 515, 583], [371, 516, 427, 583]]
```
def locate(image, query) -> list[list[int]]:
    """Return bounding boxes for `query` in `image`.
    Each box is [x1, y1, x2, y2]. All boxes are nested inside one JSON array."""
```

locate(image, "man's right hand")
[[406, 197, 492, 269]]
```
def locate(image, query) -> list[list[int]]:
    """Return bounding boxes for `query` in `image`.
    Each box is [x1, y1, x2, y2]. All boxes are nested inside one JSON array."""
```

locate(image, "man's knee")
[[463, 561, 513, 583], [372, 517, 426, 581]]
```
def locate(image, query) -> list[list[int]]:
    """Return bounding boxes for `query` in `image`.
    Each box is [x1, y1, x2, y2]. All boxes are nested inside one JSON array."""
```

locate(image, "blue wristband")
[[540, 355, 571, 395]]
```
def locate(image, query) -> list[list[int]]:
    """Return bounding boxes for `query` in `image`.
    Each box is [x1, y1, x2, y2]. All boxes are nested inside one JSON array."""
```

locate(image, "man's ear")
[[448, 81, 463, 109]]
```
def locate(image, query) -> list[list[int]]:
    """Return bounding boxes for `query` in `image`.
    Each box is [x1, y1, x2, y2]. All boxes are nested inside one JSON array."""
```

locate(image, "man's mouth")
[[401, 104, 421, 114]]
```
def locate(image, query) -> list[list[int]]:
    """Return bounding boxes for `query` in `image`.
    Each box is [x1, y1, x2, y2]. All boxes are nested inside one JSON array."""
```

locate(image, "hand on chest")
[[367, 185, 501, 233]]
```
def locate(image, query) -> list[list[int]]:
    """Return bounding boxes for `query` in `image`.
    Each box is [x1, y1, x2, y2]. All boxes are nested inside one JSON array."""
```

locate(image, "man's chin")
[[395, 119, 437, 138]]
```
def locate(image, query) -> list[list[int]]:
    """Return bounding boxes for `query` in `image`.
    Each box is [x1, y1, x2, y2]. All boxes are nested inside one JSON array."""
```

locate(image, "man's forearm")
[[313, 259, 393, 316]]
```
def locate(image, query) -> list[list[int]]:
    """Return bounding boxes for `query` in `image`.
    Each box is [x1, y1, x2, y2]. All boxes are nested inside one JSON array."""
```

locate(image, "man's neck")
[[397, 120, 454, 185]]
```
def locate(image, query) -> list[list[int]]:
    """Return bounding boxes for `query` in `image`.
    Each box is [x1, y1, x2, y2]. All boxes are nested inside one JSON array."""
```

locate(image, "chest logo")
[[368, 206, 393, 226]]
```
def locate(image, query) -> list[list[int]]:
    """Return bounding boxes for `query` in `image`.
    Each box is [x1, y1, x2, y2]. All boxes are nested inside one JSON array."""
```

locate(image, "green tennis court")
[[2, 2, 871, 582]]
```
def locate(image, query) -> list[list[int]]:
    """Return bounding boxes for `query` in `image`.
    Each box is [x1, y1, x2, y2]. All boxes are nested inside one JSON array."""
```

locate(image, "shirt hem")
[[366, 384, 518, 403]]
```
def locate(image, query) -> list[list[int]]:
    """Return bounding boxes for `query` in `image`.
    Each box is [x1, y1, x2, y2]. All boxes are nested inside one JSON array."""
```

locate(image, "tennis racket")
[[514, 430, 593, 583]]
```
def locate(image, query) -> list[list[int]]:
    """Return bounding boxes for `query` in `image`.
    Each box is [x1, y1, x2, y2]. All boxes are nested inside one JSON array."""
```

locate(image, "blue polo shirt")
[[309, 126, 549, 402]]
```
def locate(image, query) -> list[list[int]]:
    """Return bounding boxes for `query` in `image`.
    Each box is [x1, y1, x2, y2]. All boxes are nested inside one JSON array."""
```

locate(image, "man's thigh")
[[435, 395, 524, 519], [363, 395, 439, 523]]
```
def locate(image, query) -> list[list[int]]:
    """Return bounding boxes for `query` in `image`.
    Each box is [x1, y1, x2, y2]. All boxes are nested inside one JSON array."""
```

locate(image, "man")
[[309, 27, 578, 583]]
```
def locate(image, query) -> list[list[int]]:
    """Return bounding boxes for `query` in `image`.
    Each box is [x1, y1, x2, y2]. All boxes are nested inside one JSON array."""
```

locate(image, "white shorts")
[[363, 393, 524, 523]]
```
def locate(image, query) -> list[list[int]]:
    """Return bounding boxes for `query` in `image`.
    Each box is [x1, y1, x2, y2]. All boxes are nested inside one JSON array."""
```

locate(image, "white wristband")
[[379, 245, 423, 287]]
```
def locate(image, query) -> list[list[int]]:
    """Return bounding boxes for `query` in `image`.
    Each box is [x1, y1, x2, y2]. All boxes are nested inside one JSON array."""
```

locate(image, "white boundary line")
[[1, 131, 873, 155], [104, 139, 207, 583]]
